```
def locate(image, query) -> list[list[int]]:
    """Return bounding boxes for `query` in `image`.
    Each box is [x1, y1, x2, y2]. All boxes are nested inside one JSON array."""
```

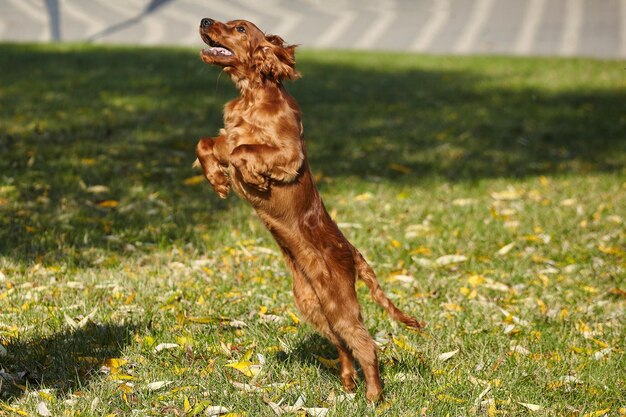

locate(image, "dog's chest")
[[223, 103, 272, 150]]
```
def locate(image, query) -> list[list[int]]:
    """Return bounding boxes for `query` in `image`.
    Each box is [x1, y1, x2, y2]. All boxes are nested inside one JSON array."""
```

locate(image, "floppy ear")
[[254, 34, 300, 82]]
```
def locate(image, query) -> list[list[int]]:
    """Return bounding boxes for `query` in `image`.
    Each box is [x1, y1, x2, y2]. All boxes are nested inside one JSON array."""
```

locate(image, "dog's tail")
[[353, 248, 425, 329]]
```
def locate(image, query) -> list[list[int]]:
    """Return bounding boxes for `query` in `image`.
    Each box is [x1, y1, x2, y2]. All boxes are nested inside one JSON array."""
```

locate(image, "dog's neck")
[[232, 75, 284, 98], [223, 67, 284, 94]]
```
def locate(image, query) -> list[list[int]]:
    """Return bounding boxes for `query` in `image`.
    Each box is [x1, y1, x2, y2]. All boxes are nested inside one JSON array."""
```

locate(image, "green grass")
[[0, 43, 625, 416]]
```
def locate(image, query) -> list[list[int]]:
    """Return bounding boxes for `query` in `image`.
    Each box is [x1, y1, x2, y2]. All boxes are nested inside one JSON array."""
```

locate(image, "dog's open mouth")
[[202, 34, 233, 57]]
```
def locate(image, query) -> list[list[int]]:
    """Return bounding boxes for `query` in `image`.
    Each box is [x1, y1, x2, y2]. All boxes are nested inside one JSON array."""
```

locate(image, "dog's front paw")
[[231, 154, 269, 191]]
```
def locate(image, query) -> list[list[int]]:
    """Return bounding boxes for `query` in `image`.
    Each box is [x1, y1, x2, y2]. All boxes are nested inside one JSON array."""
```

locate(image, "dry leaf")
[[438, 349, 459, 361], [518, 402, 543, 412], [183, 175, 205, 185], [592, 347, 612, 360], [510, 344, 531, 355], [225, 360, 261, 377], [490, 187, 522, 200], [435, 254, 467, 266], [315, 355, 340, 370], [582, 409, 611, 417], [37, 402, 52, 417], [86, 185, 110, 194], [146, 380, 172, 391], [496, 242, 516, 256], [154, 343, 180, 352], [205, 406, 229, 416], [389, 274, 416, 284], [96, 200, 119, 208]]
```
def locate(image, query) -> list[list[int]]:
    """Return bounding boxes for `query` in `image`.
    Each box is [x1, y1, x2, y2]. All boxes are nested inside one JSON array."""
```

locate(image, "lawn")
[[0, 43, 624, 416]]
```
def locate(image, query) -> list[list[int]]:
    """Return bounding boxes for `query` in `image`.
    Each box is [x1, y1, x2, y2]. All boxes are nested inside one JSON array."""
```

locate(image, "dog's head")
[[199, 18, 299, 85]]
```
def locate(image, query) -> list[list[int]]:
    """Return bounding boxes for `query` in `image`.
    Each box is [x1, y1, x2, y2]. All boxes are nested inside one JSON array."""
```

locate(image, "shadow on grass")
[[0, 322, 136, 402], [0, 44, 624, 264], [277, 332, 430, 389]]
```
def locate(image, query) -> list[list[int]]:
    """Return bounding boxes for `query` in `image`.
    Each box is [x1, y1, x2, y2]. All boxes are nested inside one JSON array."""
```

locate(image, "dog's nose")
[[200, 18, 214, 28]]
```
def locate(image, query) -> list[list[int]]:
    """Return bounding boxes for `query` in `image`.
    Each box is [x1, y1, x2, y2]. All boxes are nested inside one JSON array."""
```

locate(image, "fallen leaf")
[[490, 187, 523, 201], [154, 343, 180, 352], [438, 349, 459, 361], [496, 242, 516, 256], [86, 185, 110, 194], [228, 319, 247, 328], [37, 402, 52, 417], [225, 360, 261, 377], [146, 380, 172, 391], [0, 403, 28, 416], [184, 175, 205, 185], [435, 254, 467, 266], [205, 406, 230, 416], [518, 402, 543, 412], [592, 347, 612, 360], [314, 355, 340, 370], [389, 274, 416, 284], [389, 163, 411, 174], [510, 345, 531, 355], [96, 200, 119, 208], [354, 192, 373, 201], [582, 409, 611, 417]]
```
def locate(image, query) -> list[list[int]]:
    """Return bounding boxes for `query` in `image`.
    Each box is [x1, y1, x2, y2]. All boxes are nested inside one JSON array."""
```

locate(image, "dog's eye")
[[236, 26, 246, 33]]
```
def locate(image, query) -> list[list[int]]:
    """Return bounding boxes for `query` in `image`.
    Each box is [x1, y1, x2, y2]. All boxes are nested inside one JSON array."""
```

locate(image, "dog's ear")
[[254, 34, 300, 82]]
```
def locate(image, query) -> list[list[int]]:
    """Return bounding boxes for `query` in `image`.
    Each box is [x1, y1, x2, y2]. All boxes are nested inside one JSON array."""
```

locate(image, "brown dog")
[[193, 18, 424, 401]]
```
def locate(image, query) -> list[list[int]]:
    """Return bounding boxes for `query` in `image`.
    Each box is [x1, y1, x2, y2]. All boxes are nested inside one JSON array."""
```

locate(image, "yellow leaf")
[[81, 158, 97, 166], [183, 395, 192, 413], [280, 325, 298, 333], [390, 239, 402, 248], [467, 274, 485, 287], [225, 360, 261, 377], [411, 246, 432, 256], [287, 311, 300, 324], [117, 382, 133, 394], [110, 374, 135, 381], [388, 163, 411, 174], [442, 303, 463, 312], [187, 316, 216, 324], [354, 192, 373, 201], [392, 336, 420, 354], [183, 175, 205, 186], [576, 320, 592, 338], [582, 409, 611, 417], [598, 244, 623, 256], [518, 402, 543, 412], [104, 358, 128, 368], [437, 394, 463, 403], [258, 306, 268, 315], [142, 336, 156, 348], [582, 286, 599, 294], [438, 349, 459, 361], [241, 349, 254, 362], [0, 403, 28, 415], [314, 355, 340, 370], [589, 337, 609, 348], [97, 200, 119, 208], [38, 390, 54, 401]]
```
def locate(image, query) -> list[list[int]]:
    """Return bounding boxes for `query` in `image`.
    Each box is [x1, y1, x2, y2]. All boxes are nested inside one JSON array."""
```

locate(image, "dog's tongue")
[[203, 47, 232, 57]]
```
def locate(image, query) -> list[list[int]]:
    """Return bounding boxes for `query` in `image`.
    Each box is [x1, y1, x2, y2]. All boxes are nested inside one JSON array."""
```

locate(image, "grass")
[[0, 42, 625, 416]]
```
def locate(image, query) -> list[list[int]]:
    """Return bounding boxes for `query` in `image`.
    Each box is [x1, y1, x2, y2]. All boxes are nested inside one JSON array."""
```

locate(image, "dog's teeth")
[[206, 47, 232, 56]]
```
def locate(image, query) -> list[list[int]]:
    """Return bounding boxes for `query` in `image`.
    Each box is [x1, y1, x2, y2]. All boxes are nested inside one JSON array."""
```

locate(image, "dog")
[[193, 17, 424, 401]]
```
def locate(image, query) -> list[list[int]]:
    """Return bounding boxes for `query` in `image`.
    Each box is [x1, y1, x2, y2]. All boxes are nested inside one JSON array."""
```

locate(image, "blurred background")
[[1, 0, 624, 59]]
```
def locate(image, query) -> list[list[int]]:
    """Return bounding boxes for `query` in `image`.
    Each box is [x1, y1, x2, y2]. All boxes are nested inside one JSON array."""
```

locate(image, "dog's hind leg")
[[285, 256, 358, 392], [290, 251, 383, 402]]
